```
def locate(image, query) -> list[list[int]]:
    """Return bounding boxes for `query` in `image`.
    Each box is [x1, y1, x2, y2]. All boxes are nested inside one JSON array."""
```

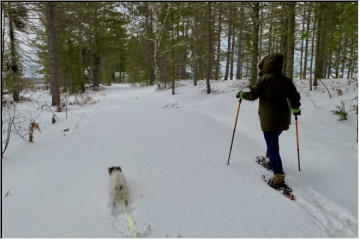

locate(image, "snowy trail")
[[3, 82, 357, 237], [169, 85, 358, 238]]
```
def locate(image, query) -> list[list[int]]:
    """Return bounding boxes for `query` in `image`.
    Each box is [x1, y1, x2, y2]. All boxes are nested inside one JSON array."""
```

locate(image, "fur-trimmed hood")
[[258, 54, 284, 75], [241, 53, 301, 132]]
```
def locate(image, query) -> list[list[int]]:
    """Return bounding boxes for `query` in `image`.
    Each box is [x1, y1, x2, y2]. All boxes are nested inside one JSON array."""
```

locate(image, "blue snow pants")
[[263, 131, 284, 174]]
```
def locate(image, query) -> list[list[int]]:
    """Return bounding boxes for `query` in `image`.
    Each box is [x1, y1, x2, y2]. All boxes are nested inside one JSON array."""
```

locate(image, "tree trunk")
[[335, 33, 343, 78], [179, 20, 189, 80], [258, 4, 263, 62], [145, 3, 155, 85], [285, 2, 296, 78], [8, 4, 20, 102], [280, 4, 288, 74], [206, 2, 212, 94], [314, 3, 330, 87], [224, 8, 232, 80], [267, 4, 274, 55], [250, 2, 259, 86], [192, 16, 199, 86], [1, 3, 5, 101], [299, 4, 306, 79], [309, 8, 316, 89], [46, 2, 60, 106], [215, 2, 222, 80], [77, 14, 85, 93], [236, 6, 244, 80], [245, 61, 249, 79], [171, 5, 176, 95], [303, 3, 311, 80], [230, 16, 235, 80], [326, 51, 333, 78], [171, 51, 175, 95], [340, 37, 349, 78], [92, 52, 100, 91], [347, 39, 356, 79]]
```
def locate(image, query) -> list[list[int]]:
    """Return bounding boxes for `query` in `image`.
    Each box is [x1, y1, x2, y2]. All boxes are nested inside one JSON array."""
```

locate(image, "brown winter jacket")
[[242, 54, 301, 132]]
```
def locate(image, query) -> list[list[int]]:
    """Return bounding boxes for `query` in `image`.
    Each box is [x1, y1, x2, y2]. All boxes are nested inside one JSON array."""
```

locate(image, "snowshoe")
[[262, 175, 295, 201], [256, 156, 272, 171]]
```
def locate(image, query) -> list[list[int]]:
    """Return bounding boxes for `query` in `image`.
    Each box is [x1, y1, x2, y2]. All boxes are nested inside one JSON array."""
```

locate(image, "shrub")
[[331, 101, 348, 121]]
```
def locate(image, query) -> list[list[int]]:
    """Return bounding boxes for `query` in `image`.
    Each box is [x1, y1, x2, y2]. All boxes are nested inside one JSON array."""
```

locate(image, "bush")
[[335, 89, 343, 96], [331, 101, 348, 121]]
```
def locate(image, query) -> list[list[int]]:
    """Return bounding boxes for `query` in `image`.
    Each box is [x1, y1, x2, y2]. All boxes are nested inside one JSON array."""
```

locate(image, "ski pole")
[[295, 115, 301, 171], [227, 99, 242, 166]]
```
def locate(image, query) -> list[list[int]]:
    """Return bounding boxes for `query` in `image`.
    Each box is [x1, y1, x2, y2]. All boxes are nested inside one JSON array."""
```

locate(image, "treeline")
[[1, 2, 357, 105]]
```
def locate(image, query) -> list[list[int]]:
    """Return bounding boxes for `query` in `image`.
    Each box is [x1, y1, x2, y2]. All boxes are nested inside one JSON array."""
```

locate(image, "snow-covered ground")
[[2, 79, 358, 237]]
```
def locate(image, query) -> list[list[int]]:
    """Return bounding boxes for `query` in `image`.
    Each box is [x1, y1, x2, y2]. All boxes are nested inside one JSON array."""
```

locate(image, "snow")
[[2, 79, 358, 237]]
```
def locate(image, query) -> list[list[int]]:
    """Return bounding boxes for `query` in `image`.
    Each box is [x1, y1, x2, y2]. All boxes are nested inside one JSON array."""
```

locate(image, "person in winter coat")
[[236, 54, 301, 188]]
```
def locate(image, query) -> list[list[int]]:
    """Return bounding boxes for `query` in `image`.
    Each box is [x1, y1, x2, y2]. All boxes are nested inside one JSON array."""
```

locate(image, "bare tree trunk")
[[267, 4, 274, 55], [303, 3, 311, 80], [280, 4, 288, 74], [335, 33, 343, 78], [245, 61, 249, 79], [179, 20, 189, 80], [224, 8, 232, 80], [230, 16, 235, 80], [340, 37, 349, 78], [206, 2, 212, 94], [145, 3, 155, 85], [309, 10, 316, 89], [91, 51, 100, 91], [171, 5, 176, 95], [327, 52, 332, 78], [46, 2, 60, 106], [285, 2, 296, 78], [250, 2, 259, 86], [258, 4, 263, 62], [192, 15, 199, 86], [347, 39, 356, 79], [1, 3, 5, 101], [236, 6, 244, 80], [192, 18, 198, 86], [8, 3, 20, 102], [77, 12, 85, 93], [214, 2, 222, 80], [314, 3, 331, 87], [171, 48, 175, 95], [300, 4, 306, 79]]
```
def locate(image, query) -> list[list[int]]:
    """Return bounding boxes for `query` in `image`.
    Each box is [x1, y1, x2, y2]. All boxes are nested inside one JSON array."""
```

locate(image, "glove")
[[236, 91, 245, 99], [292, 108, 301, 116]]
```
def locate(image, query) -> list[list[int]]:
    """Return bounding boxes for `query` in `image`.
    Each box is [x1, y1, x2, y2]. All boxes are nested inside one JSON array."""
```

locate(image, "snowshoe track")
[[296, 188, 357, 237]]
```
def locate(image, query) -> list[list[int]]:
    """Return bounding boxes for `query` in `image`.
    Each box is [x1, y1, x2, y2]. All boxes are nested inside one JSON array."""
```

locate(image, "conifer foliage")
[[1, 2, 357, 101]]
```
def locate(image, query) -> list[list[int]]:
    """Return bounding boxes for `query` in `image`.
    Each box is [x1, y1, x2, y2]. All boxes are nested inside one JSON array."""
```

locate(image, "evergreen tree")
[[3, 2, 28, 101]]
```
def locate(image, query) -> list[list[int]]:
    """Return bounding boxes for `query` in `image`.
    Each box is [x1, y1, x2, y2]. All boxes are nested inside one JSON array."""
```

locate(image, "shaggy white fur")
[[108, 168, 129, 207]]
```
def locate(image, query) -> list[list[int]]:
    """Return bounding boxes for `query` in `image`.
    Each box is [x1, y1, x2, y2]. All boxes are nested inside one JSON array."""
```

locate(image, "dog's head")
[[108, 166, 122, 175]]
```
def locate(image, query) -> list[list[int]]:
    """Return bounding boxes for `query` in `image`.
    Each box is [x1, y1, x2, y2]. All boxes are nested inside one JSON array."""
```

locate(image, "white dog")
[[108, 166, 129, 207]]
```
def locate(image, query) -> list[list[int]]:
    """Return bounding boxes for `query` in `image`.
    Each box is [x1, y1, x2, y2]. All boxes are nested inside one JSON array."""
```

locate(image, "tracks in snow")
[[296, 188, 357, 237]]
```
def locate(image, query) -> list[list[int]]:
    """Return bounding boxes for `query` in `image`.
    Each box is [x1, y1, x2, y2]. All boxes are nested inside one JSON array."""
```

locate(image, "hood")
[[258, 54, 284, 75]]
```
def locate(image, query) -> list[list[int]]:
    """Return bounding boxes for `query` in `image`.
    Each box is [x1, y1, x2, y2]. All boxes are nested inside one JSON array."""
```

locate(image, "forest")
[[2, 2, 358, 105], [2, 2, 359, 238]]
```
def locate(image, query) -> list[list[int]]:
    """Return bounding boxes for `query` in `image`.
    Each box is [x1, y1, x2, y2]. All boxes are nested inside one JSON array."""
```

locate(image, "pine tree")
[[4, 2, 28, 101], [250, 2, 259, 86], [45, 2, 60, 106]]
